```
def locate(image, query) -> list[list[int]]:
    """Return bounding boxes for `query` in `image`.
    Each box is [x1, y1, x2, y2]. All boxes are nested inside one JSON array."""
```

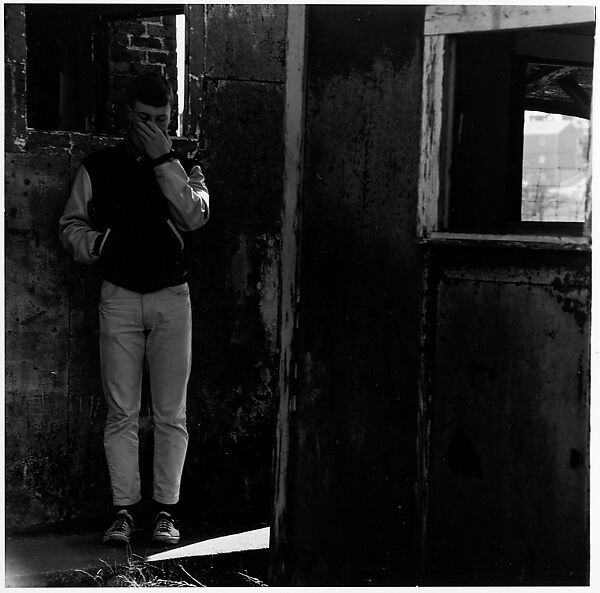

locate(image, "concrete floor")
[[5, 523, 270, 587]]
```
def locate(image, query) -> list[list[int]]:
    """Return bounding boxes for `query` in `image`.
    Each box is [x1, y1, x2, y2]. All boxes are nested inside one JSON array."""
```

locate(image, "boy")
[[59, 74, 210, 545]]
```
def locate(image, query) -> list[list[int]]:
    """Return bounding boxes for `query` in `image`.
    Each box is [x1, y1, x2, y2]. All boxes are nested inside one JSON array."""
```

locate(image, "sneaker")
[[102, 509, 134, 544], [152, 511, 180, 545]]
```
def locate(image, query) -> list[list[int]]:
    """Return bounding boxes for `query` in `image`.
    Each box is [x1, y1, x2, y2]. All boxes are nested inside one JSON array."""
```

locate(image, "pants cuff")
[[113, 495, 142, 507], [153, 494, 179, 505]]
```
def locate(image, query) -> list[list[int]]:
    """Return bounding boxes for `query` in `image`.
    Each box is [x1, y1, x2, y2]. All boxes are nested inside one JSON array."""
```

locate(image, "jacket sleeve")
[[153, 159, 210, 231], [58, 165, 103, 265]]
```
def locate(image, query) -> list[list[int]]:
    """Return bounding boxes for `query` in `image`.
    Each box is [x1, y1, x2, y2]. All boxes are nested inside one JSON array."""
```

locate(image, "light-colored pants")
[[99, 280, 192, 506]]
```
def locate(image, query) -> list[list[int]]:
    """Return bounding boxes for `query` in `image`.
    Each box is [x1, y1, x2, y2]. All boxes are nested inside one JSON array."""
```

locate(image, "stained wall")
[[280, 5, 427, 585], [424, 247, 590, 585]]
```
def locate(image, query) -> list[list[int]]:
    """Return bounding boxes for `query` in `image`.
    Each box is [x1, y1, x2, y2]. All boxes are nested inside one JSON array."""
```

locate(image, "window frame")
[[417, 5, 595, 250]]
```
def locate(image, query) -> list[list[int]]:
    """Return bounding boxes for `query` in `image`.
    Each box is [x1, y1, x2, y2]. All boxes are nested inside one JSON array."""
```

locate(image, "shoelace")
[[155, 516, 175, 533], [111, 517, 130, 534]]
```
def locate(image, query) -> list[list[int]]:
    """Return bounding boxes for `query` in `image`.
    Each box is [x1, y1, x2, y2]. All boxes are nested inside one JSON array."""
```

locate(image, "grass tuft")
[[74, 546, 267, 587], [76, 546, 205, 587]]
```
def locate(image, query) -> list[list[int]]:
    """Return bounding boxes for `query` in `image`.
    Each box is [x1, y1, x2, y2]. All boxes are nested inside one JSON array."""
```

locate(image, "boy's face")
[[128, 100, 171, 135]]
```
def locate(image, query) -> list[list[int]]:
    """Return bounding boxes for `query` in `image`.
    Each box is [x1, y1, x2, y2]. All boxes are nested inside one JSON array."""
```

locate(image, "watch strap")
[[151, 151, 175, 167]]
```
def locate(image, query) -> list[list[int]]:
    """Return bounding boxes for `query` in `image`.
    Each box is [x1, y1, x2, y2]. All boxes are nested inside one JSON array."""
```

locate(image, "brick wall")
[[108, 15, 178, 133]]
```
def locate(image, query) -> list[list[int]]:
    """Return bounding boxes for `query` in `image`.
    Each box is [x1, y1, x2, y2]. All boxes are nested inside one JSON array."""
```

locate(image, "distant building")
[[522, 113, 589, 221]]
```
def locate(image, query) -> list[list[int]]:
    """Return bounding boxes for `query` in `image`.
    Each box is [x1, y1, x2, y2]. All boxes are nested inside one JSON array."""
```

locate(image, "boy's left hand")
[[135, 121, 173, 160]]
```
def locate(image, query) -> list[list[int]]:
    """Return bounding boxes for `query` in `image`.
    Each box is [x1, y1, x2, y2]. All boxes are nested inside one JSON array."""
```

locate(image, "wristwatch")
[[151, 151, 175, 167]]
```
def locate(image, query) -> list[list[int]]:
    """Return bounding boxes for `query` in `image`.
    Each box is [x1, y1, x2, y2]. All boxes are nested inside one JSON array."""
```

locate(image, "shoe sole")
[[103, 534, 131, 544], [152, 535, 180, 545]]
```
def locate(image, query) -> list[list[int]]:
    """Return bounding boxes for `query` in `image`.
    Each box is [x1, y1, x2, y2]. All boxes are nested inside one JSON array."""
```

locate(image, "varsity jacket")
[[59, 140, 210, 293]]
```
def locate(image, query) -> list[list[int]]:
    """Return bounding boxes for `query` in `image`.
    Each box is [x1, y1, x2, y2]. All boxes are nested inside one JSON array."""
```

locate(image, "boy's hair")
[[129, 73, 174, 107]]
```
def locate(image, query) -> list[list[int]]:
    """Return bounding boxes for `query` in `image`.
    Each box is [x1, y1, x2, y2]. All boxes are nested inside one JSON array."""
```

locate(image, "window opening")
[[25, 5, 185, 135], [522, 111, 590, 222], [446, 26, 593, 234], [106, 11, 182, 136], [520, 60, 592, 223], [26, 5, 99, 132]]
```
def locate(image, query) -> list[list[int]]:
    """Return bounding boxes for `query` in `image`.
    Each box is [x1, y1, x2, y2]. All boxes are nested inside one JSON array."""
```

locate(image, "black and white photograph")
[[4, 2, 595, 587]]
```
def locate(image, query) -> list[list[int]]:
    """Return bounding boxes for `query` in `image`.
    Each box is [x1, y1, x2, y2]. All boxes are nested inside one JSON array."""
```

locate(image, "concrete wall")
[[5, 4, 286, 530]]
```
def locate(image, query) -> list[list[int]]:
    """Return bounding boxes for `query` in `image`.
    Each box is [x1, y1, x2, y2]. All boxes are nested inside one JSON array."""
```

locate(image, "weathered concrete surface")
[[5, 4, 286, 531], [425, 248, 590, 586], [182, 76, 283, 519], [204, 4, 286, 82], [278, 5, 426, 586], [4, 4, 27, 151], [185, 4, 287, 136], [5, 152, 72, 525]]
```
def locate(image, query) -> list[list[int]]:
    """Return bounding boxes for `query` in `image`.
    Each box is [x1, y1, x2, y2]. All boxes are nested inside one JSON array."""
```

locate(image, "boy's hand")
[[135, 120, 173, 160]]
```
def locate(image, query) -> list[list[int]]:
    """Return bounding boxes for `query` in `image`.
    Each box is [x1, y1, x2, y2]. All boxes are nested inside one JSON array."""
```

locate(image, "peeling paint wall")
[[5, 4, 286, 530]]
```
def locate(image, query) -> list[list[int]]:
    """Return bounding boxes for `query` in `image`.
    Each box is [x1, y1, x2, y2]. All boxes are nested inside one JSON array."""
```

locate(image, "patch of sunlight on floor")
[[145, 527, 270, 562]]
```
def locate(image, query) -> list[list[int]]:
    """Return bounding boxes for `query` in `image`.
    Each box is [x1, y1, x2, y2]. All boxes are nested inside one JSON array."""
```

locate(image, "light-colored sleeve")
[[153, 159, 210, 231], [58, 165, 103, 265]]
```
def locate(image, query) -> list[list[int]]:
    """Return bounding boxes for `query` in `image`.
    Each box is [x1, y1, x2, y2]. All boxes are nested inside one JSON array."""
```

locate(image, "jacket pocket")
[[166, 219, 185, 251]]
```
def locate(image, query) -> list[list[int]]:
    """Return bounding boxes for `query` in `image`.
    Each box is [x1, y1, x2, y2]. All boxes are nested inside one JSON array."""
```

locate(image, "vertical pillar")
[[269, 4, 307, 585]]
